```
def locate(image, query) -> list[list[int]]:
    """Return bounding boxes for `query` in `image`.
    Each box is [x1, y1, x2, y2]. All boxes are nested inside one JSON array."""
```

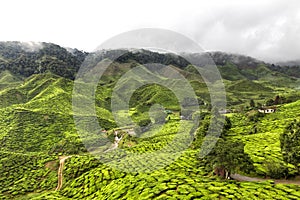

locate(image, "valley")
[[0, 42, 300, 199]]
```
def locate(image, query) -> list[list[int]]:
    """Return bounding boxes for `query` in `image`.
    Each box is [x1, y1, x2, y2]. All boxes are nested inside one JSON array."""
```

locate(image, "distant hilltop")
[[0, 41, 300, 80]]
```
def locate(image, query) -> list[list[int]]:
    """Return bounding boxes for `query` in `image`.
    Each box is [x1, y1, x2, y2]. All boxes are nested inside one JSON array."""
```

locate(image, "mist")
[[0, 0, 299, 62]]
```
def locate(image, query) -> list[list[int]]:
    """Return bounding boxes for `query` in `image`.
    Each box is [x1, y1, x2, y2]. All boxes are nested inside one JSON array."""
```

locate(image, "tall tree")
[[204, 139, 254, 179]]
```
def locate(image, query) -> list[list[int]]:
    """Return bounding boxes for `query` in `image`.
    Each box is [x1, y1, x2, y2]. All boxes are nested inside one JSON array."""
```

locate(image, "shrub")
[[264, 160, 289, 179]]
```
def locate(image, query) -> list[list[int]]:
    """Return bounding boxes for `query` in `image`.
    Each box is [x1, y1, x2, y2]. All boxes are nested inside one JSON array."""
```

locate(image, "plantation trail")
[[55, 156, 72, 191], [231, 174, 300, 185], [104, 130, 126, 152]]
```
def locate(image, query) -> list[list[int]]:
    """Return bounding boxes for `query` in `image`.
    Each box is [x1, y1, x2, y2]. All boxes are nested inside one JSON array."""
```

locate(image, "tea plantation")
[[1, 45, 300, 199]]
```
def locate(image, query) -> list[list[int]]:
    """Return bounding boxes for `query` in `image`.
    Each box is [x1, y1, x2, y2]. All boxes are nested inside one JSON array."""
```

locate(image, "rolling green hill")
[[0, 43, 300, 199], [0, 70, 23, 90], [228, 100, 300, 177]]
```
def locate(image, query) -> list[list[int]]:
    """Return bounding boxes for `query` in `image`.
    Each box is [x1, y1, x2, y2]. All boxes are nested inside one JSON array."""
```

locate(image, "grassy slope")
[[0, 67, 300, 199], [0, 70, 23, 90], [23, 119, 300, 200], [0, 73, 115, 199], [228, 100, 300, 176], [217, 62, 300, 107]]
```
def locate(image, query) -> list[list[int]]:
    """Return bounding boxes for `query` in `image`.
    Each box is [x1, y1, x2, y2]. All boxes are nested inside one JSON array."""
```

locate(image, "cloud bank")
[[0, 0, 299, 62]]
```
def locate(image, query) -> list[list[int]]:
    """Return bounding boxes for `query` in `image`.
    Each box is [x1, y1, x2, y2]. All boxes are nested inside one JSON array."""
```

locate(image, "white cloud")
[[0, 0, 299, 61]]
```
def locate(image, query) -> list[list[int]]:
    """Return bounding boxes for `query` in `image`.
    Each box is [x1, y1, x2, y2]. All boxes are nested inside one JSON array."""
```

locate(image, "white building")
[[258, 108, 276, 114]]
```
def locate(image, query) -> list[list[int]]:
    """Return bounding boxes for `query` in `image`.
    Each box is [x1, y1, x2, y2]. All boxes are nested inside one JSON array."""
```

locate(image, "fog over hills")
[[0, 41, 300, 80]]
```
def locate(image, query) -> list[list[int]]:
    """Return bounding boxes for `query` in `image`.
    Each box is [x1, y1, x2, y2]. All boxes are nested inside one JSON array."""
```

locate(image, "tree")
[[280, 120, 300, 173], [195, 114, 231, 139], [264, 160, 289, 179], [204, 139, 254, 179], [257, 102, 262, 108], [207, 103, 212, 112], [274, 95, 281, 105], [266, 98, 274, 106], [224, 116, 232, 132], [195, 110, 252, 179], [247, 110, 264, 122], [249, 99, 255, 108]]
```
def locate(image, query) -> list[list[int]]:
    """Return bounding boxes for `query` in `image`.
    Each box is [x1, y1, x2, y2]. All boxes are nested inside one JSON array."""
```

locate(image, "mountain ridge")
[[1, 41, 300, 80]]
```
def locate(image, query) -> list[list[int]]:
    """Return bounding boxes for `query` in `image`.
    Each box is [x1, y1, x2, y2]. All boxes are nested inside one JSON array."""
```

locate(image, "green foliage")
[[137, 118, 151, 127], [247, 110, 264, 123], [0, 151, 57, 199], [249, 99, 255, 108], [195, 113, 231, 140], [0, 108, 85, 154], [203, 139, 254, 175], [264, 160, 289, 179], [0, 42, 87, 79], [227, 79, 273, 93], [280, 120, 300, 172], [217, 62, 246, 81], [224, 116, 232, 131], [0, 44, 300, 199], [0, 70, 23, 90], [228, 100, 300, 177], [266, 98, 275, 106]]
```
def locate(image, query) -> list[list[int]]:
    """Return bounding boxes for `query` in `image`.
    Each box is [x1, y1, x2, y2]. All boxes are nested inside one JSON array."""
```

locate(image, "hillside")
[[0, 41, 87, 79], [0, 42, 300, 199], [228, 100, 300, 176], [2, 100, 300, 199]]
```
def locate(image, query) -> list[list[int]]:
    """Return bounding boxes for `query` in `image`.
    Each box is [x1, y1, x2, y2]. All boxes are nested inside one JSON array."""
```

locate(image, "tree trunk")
[[225, 170, 230, 179]]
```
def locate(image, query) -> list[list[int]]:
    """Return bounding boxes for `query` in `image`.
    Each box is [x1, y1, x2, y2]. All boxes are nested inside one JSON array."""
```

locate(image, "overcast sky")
[[1, 0, 299, 62]]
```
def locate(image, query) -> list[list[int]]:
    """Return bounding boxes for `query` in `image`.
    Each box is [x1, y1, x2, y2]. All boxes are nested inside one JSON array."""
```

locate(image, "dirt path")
[[231, 174, 300, 185], [274, 179, 300, 185], [231, 174, 268, 182], [104, 131, 124, 152], [55, 156, 72, 191]]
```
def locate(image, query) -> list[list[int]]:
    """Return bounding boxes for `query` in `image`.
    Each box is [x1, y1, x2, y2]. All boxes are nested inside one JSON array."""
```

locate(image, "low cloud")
[[1, 0, 299, 62], [20, 42, 44, 52], [175, 0, 300, 62]]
